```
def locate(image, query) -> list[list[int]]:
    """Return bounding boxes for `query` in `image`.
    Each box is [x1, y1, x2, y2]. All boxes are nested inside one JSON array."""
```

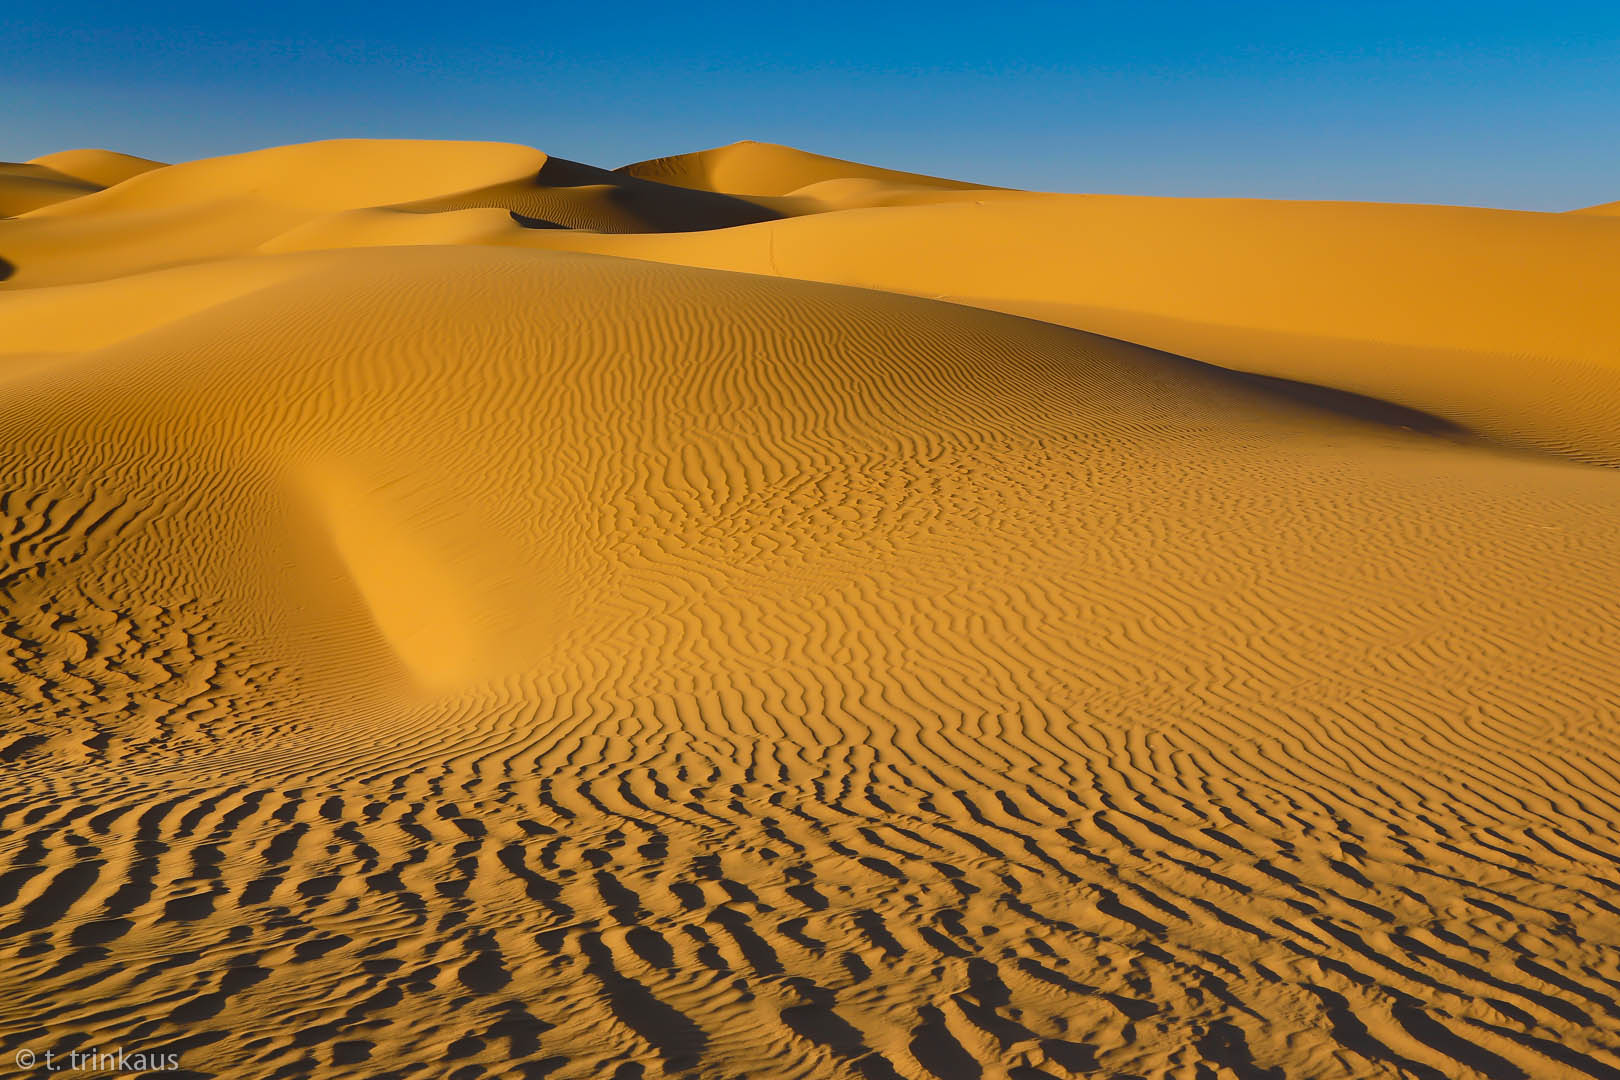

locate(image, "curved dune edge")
[[616, 139, 992, 197], [1, 143, 1619, 1079], [9, 138, 1615, 467], [0, 163, 101, 216], [1, 151, 166, 218], [507, 195, 1620, 465], [27, 148, 167, 188]]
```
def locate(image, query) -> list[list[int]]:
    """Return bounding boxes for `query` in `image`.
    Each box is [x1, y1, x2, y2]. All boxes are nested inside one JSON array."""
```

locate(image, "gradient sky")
[[5, 1, 1619, 209]]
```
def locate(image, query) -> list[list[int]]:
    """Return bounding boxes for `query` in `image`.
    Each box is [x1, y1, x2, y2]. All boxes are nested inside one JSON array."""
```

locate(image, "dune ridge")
[[1571, 199, 1620, 216], [503, 195, 1620, 465], [0, 151, 165, 219], [27, 149, 167, 188], [617, 139, 991, 196], [1, 139, 1618, 1079], [0, 163, 101, 217]]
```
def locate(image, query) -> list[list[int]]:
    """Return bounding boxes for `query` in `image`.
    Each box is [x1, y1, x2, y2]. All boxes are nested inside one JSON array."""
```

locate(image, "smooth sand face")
[[617, 139, 994, 197], [1, 139, 1618, 1079]]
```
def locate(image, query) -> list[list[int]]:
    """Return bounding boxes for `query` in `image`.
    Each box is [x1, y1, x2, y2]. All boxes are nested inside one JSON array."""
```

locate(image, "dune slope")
[[1, 141, 1619, 1080], [1571, 198, 1620, 215], [0, 150, 158, 219], [0, 163, 101, 217], [0, 140, 778, 287], [618, 139, 990, 197], [27, 148, 167, 187], [509, 195, 1620, 465]]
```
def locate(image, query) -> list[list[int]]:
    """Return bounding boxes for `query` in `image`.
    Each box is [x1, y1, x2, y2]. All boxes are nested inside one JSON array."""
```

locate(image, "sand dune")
[[0, 152, 164, 219], [0, 140, 777, 288], [0, 163, 101, 217], [618, 139, 989, 196], [2, 139, 1619, 1079], [617, 140, 1018, 217], [27, 149, 167, 188], [506, 196, 1620, 465]]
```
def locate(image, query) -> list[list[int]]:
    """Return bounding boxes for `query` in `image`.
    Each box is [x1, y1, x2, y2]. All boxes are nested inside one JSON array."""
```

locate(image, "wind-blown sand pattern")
[[2, 139, 1619, 1079]]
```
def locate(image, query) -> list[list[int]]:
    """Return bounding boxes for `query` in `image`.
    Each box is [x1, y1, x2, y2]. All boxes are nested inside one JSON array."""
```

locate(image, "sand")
[[1, 139, 1618, 1079]]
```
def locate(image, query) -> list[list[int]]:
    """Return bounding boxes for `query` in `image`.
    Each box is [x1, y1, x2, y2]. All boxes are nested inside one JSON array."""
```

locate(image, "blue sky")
[[5, 1, 1618, 209]]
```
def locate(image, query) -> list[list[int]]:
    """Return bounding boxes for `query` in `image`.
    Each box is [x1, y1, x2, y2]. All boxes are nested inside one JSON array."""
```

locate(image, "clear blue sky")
[[5, 1, 1618, 209]]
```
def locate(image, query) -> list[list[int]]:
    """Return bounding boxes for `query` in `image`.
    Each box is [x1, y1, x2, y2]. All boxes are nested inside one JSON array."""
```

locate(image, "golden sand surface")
[[1, 139, 1618, 1079]]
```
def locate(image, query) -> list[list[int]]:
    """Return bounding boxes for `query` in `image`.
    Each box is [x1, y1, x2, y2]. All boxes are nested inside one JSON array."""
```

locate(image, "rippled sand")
[[2, 139, 1618, 1079]]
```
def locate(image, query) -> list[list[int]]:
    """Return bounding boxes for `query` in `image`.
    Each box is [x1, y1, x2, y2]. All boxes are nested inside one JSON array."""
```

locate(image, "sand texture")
[[2, 139, 1619, 1079]]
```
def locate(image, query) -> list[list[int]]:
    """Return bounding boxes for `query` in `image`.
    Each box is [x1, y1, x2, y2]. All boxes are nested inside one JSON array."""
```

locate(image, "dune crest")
[[617, 138, 990, 196], [0, 162, 101, 216], [1, 139, 1619, 1080], [510, 194, 1620, 464], [1, 150, 163, 218], [27, 148, 167, 187]]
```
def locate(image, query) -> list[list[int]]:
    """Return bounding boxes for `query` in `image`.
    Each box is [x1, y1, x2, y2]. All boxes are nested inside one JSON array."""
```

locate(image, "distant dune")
[[618, 139, 992, 195], [0, 149, 165, 217], [27, 148, 167, 188], [1572, 198, 1620, 216], [2, 138, 1618, 1080], [0, 162, 100, 216]]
